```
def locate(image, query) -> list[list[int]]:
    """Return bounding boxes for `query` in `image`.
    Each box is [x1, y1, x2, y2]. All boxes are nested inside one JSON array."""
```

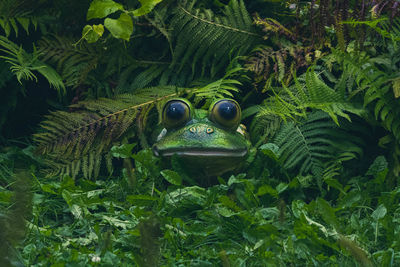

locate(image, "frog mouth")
[[152, 146, 248, 158]]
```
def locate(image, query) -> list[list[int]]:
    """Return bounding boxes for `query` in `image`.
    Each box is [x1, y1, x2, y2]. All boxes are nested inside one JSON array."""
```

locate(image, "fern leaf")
[[0, 0, 38, 36], [274, 112, 362, 175], [169, 0, 259, 78], [193, 67, 242, 106], [328, 48, 400, 142], [0, 36, 65, 92], [34, 85, 180, 178], [38, 36, 101, 89]]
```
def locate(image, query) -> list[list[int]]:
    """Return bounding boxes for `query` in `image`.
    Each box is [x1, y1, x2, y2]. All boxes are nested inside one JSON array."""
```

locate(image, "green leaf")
[[132, 0, 163, 17], [393, 77, 400, 98], [338, 191, 361, 208], [16, 17, 30, 34], [0, 191, 12, 203], [219, 195, 241, 211], [217, 206, 237, 217], [259, 143, 280, 162], [256, 184, 278, 198], [34, 62, 66, 93], [104, 13, 133, 41], [87, 0, 124, 20], [70, 204, 83, 219], [160, 170, 182, 186], [102, 215, 134, 229], [164, 186, 207, 211], [291, 200, 307, 218], [126, 194, 157, 206], [316, 198, 338, 229], [276, 183, 288, 194], [371, 204, 387, 220], [366, 156, 388, 184], [324, 178, 345, 194], [111, 143, 136, 158], [93, 24, 104, 35], [41, 184, 58, 195], [82, 24, 104, 43]]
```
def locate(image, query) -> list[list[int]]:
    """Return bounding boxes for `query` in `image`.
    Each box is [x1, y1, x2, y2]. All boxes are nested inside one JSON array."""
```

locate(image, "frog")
[[152, 98, 251, 178]]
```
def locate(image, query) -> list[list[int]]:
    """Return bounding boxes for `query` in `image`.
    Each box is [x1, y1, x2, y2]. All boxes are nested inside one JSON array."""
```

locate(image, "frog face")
[[152, 98, 250, 177]]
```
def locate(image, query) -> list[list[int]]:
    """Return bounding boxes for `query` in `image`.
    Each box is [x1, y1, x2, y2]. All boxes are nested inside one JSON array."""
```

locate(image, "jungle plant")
[[0, 171, 32, 266], [34, 65, 244, 178], [0, 0, 39, 37], [82, 0, 165, 42], [1, 0, 400, 266], [0, 36, 64, 91], [33, 0, 260, 178]]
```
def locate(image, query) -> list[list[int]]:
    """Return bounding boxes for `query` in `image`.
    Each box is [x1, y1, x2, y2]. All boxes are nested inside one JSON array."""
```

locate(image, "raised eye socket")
[[209, 99, 241, 129], [162, 99, 192, 129]]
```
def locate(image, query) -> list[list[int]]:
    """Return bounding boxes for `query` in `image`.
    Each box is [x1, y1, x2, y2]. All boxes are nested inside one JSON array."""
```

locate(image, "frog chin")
[[152, 146, 248, 158]]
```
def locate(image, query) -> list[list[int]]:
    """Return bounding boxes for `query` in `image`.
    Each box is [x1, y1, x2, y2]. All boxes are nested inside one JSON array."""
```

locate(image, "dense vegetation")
[[1, 0, 400, 265]]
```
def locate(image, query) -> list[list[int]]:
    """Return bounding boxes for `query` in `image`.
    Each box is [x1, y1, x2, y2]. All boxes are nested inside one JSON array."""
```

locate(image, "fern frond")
[[249, 112, 281, 145], [0, 0, 38, 36], [253, 15, 296, 41], [274, 112, 362, 175], [303, 70, 364, 124], [246, 45, 325, 86], [254, 68, 363, 132], [192, 66, 242, 107], [169, 0, 259, 78], [326, 48, 400, 142], [342, 17, 400, 43], [0, 36, 65, 92], [38, 36, 101, 89], [35, 66, 244, 179], [54, 0, 259, 91], [34, 86, 180, 179]]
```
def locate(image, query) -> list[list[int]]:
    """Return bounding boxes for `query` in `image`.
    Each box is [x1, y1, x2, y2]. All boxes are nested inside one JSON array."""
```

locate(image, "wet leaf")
[[87, 0, 123, 20], [104, 13, 133, 41]]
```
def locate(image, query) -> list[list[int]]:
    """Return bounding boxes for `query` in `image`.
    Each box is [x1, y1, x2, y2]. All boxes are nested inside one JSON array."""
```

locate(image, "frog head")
[[152, 98, 250, 177]]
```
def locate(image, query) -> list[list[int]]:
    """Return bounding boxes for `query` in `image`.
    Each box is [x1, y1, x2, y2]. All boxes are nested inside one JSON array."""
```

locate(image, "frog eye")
[[162, 99, 192, 129], [209, 99, 241, 129]]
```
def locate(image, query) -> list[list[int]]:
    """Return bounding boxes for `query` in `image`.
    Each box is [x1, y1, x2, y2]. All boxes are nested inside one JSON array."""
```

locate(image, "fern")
[[274, 111, 362, 175], [36, 1, 259, 93], [0, 0, 38, 37], [249, 110, 281, 145], [169, 0, 259, 78], [325, 48, 400, 141], [34, 86, 181, 179], [34, 64, 244, 179], [253, 68, 364, 134], [38, 36, 101, 89], [125, 0, 259, 88], [191, 66, 242, 107], [246, 45, 325, 86], [0, 36, 65, 92], [342, 17, 400, 44]]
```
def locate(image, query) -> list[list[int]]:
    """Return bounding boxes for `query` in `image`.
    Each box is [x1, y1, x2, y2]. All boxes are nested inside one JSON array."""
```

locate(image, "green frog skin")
[[152, 98, 250, 177]]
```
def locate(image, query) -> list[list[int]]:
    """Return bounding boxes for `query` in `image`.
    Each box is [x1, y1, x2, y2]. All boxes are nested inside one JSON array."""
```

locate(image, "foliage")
[[12, 147, 400, 266], [34, 86, 178, 179], [83, 0, 164, 42], [245, 15, 325, 87], [34, 66, 242, 178], [0, 0, 39, 37], [0, 36, 65, 92], [1, 0, 400, 266], [273, 111, 363, 176], [38, 36, 101, 90]]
